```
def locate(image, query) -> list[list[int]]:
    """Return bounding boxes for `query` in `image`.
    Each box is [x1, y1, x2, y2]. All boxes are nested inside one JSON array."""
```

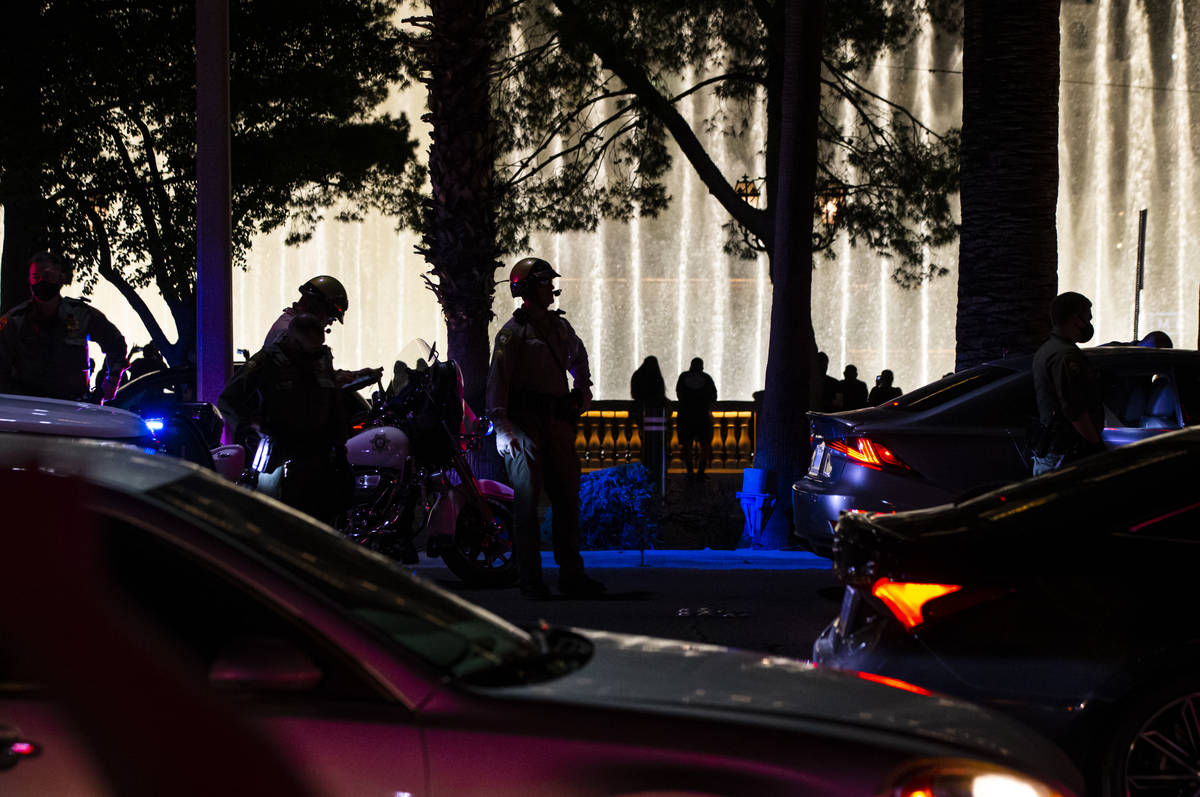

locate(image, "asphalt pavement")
[[408, 549, 842, 661]]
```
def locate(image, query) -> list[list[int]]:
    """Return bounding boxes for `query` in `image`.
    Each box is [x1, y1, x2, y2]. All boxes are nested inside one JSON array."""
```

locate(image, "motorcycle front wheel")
[[441, 498, 519, 588]]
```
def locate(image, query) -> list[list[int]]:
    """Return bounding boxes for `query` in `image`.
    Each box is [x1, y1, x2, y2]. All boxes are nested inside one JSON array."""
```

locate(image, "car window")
[[100, 513, 384, 702], [889, 366, 1016, 413], [1174, 364, 1200, 426], [143, 476, 540, 684], [1097, 366, 1180, 428], [931, 372, 1036, 427]]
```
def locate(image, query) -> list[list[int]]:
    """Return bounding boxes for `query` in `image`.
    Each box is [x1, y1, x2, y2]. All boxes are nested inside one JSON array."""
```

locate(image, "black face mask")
[[31, 282, 61, 302]]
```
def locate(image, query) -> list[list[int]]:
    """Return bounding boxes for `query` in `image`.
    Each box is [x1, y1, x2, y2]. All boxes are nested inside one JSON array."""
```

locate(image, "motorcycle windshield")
[[387, 339, 436, 398]]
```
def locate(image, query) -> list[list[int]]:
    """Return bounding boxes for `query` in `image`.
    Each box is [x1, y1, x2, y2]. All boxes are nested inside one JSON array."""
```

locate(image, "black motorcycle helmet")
[[299, 275, 348, 323], [508, 257, 560, 298]]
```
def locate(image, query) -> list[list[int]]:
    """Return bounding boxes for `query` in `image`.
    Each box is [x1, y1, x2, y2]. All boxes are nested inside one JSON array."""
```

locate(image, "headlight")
[[881, 760, 1072, 797]]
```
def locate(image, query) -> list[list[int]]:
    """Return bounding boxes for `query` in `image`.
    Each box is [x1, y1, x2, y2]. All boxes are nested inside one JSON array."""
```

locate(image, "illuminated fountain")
[[85, 0, 1197, 398]]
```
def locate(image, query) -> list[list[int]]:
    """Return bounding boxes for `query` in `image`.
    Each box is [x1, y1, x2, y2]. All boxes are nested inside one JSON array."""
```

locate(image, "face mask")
[[1078, 322, 1095, 344], [32, 281, 61, 302]]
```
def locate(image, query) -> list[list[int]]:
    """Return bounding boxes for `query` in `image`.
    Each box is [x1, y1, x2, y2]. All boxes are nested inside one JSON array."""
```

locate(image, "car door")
[[95, 509, 431, 797], [0, 673, 112, 796]]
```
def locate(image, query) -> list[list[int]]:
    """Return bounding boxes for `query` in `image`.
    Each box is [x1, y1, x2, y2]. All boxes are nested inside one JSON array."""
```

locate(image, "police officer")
[[219, 313, 350, 523], [1032, 291, 1104, 475], [0, 252, 126, 401], [487, 257, 605, 600], [265, 275, 381, 387]]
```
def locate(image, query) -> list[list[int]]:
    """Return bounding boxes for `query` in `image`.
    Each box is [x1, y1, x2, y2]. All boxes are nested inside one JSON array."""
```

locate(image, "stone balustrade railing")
[[575, 400, 756, 472]]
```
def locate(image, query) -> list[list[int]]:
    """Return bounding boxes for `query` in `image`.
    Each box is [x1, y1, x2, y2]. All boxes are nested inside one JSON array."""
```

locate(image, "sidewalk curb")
[[415, 548, 831, 571]]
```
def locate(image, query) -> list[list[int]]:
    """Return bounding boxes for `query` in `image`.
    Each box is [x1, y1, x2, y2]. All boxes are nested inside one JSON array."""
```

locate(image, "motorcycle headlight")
[[881, 760, 1072, 797]]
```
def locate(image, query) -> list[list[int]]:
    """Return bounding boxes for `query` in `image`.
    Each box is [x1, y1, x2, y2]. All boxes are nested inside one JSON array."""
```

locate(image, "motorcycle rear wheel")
[[441, 498, 519, 588]]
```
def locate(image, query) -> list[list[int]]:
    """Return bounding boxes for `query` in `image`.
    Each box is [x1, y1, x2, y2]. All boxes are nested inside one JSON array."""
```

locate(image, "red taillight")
[[871, 578, 961, 630], [826, 436, 910, 471], [856, 670, 933, 696]]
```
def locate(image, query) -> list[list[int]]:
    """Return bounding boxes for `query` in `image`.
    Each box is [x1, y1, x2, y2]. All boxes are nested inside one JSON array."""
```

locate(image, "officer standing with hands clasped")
[[487, 257, 606, 600], [0, 252, 126, 402]]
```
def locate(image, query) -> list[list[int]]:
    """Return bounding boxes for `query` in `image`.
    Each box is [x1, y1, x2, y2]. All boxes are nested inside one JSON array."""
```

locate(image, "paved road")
[[409, 550, 843, 661]]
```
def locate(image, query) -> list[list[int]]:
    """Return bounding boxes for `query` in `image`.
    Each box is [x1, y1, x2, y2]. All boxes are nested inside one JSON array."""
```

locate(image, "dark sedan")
[[0, 434, 1083, 797], [793, 346, 1200, 555], [814, 426, 1200, 795]]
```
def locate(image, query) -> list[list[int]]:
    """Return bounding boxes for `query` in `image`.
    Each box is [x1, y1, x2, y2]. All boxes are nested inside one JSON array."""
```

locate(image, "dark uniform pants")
[[502, 413, 585, 585]]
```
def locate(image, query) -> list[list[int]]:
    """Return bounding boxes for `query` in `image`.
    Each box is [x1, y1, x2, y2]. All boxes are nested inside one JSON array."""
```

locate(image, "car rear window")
[[889, 365, 1016, 412]]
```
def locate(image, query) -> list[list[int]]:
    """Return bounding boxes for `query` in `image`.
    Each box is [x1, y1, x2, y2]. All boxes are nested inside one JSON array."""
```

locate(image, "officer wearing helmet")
[[220, 312, 350, 523], [487, 257, 605, 600], [264, 275, 380, 387]]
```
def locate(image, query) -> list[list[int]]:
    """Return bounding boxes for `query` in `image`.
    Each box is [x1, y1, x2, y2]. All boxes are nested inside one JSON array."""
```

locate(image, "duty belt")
[[510, 389, 580, 421]]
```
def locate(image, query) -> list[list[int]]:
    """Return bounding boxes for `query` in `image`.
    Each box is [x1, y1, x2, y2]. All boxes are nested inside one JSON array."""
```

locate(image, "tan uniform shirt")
[[486, 309, 591, 421]]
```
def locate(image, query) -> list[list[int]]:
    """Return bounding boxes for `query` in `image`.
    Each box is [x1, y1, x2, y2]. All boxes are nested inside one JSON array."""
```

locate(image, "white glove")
[[496, 427, 518, 457]]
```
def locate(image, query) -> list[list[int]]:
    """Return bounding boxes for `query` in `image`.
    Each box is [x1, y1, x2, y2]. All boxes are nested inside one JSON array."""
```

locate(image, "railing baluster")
[[576, 400, 756, 473]]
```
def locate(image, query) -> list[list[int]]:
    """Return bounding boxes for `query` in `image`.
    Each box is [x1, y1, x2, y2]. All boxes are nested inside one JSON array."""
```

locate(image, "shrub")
[[541, 463, 660, 550]]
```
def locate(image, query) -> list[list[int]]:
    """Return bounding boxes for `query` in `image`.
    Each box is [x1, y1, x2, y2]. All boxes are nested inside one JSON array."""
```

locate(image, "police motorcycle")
[[334, 340, 517, 587], [105, 361, 245, 480]]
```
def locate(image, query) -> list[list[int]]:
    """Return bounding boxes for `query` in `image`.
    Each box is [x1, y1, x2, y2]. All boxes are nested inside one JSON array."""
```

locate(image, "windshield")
[[387, 338, 437, 398], [143, 474, 539, 683], [889, 365, 1015, 412]]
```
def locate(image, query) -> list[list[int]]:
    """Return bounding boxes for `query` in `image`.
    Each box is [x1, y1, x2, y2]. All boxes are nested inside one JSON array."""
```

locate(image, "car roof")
[[868, 425, 1200, 536], [984, 345, 1200, 371], [0, 433, 197, 492], [0, 392, 152, 439]]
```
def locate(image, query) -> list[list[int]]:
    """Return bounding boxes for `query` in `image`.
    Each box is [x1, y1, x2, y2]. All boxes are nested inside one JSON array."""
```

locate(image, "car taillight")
[[827, 436, 910, 471], [856, 670, 932, 696], [871, 578, 962, 630]]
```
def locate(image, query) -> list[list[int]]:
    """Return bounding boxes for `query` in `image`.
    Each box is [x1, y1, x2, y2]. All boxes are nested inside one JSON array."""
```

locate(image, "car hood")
[[496, 628, 1080, 786], [0, 393, 152, 439]]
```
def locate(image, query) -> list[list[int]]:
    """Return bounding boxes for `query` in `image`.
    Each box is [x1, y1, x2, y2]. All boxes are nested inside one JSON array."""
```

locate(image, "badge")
[[372, 431, 389, 451]]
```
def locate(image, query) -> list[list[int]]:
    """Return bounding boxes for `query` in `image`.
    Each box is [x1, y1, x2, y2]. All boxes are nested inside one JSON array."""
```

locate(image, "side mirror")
[[209, 635, 322, 693]]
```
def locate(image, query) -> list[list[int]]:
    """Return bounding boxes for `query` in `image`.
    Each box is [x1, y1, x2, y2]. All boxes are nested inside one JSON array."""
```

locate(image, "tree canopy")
[[488, 0, 961, 287], [0, 0, 420, 364]]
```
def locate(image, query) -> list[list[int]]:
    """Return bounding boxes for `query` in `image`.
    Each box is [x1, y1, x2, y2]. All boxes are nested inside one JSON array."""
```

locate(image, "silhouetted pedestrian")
[[816, 352, 840, 411], [631, 356, 668, 483], [868, 369, 902, 405], [839, 364, 868, 411], [675, 357, 717, 477]]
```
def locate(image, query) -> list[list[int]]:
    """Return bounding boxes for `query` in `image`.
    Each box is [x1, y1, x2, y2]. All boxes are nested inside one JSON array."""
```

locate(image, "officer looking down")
[[0, 252, 126, 402], [487, 257, 606, 600], [219, 313, 350, 523], [265, 275, 381, 387]]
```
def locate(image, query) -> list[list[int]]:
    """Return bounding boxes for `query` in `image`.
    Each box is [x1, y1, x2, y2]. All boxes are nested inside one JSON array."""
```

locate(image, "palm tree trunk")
[[0, 0, 49, 313], [420, 0, 506, 480], [956, 0, 1061, 369], [756, 0, 824, 548]]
